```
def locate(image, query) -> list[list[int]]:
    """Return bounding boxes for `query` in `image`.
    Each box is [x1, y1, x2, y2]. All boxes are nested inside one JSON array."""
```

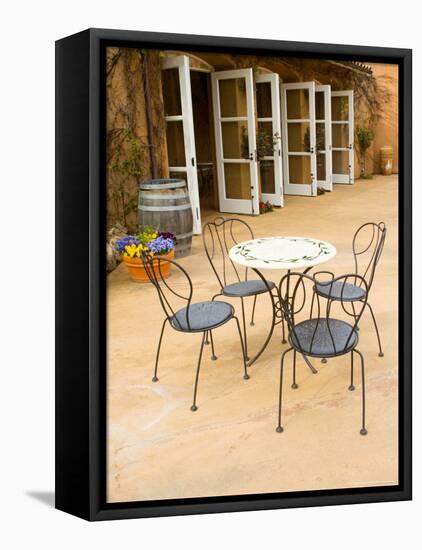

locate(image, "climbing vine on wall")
[[106, 47, 168, 232], [108, 127, 148, 229], [106, 48, 149, 231]]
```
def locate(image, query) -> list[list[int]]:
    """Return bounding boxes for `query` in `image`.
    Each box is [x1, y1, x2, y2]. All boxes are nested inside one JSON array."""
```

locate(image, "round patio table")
[[229, 236, 337, 366]]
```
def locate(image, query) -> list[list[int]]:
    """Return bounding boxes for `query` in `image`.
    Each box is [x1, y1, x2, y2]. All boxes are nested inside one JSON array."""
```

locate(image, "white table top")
[[229, 236, 337, 270]]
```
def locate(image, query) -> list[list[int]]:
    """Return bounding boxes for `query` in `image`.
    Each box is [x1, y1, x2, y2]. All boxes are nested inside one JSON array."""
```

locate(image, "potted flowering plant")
[[116, 226, 176, 283]]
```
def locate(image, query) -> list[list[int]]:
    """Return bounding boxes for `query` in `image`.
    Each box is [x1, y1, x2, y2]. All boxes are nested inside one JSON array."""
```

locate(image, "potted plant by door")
[[116, 226, 176, 283]]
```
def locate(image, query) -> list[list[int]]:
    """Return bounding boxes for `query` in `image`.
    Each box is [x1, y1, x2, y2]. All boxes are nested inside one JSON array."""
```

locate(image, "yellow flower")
[[124, 244, 137, 258]]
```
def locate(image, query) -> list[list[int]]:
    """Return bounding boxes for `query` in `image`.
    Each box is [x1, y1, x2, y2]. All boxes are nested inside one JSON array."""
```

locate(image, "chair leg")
[[366, 301, 384, 357], [291, 349, 298, 389], [354, 349, 367, 435], [276, 347, 293, 433], [250, 295, 257, 326], [349, 351, 355, 391], [281, 314, 287, 344], [206, 293, 222, 345], [351, 301, 359, 331], [152, 318, 168, 382], [322, 300, 331, 362], [209, 331, 217, 360], [191, 332, 207, 412], [233, 316, 249, 380], [240, 297, 250, 361]]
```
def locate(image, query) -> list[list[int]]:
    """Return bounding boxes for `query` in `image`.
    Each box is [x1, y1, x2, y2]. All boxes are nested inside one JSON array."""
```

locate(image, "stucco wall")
[[371, 63, 399, 174]]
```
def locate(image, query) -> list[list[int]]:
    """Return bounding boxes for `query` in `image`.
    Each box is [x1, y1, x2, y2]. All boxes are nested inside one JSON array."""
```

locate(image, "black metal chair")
[[314, 222, 387, 357], [141, 253, 249, 411], [202, 217, 276, 361], [276, 271, 369, 435]]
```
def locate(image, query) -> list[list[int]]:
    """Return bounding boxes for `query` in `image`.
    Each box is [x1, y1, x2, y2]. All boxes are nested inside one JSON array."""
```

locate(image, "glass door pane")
[[161, 55, 201, 233], [165, 121, 186, 166], [331, 90, 354, 184], [255, 73, 283, 207], [219, 78, 247, 117], [315, 84, 332, 191], [211, 68, 259, 215], [281, 82, 317, 196]]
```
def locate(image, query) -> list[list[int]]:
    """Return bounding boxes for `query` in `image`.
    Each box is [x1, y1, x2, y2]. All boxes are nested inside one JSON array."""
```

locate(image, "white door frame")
[[256, 72, 284, 207], [315, 84, 333, 191], [281, 81, 317, 196], [161, 55, 202, 233], [211, 69, 260, 215], [331, 90, 354, 185]]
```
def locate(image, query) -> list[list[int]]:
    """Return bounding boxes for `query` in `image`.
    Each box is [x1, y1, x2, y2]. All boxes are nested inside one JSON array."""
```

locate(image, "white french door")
[[315, 84, 333, 191], [161, 55, 202, 233], [255, 73, 284, 207], [331, 90, 354, 184], [281, 82, 317, 196], [211, 69, 259, 215]]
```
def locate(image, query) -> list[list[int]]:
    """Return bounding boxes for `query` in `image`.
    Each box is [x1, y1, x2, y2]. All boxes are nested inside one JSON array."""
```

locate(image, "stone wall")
[[106, 47, 168, 231]]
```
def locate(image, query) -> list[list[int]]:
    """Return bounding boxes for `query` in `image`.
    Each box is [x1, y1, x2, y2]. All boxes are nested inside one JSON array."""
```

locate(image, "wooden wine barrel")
[[138, 179, 193, 258]]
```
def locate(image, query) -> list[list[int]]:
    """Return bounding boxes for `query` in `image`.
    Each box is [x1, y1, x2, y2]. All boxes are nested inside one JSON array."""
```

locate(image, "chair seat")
[[170, 301, 234, 332], [222, 279, 275, 297], [288, 318, 358, 357], [315, 280, 366, 302]]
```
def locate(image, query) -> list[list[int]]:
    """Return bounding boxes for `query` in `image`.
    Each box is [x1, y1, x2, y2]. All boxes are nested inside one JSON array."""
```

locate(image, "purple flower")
[[147, 235, 175, 256], [158, 231, 177, 245], [115, 235, 141, 253]]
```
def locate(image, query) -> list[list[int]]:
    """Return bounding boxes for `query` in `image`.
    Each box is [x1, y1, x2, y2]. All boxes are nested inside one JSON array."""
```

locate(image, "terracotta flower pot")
[[122, 250, 175, 283]]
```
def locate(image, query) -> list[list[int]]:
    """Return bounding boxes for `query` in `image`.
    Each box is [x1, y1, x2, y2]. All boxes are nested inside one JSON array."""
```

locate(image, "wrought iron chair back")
[[352, 222, 387, 291], [141, 253, 194, 331], [279, 271, 369, 357], [202, 217, 254, 290]]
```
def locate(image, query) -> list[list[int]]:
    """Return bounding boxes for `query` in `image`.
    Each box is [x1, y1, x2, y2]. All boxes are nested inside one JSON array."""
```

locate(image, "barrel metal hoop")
[[175, 232, 193, 239], [140, 181, 187, 190], [140, 192, 189, 200], [138, 204, 192, 212]]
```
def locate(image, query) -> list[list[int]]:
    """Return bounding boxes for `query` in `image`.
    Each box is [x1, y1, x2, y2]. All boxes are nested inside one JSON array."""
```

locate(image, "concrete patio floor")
[[106, 175, 398, 503]]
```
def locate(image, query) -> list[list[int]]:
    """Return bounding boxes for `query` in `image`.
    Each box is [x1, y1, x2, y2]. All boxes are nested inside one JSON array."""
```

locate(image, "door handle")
[[249, 150, 258, 162]]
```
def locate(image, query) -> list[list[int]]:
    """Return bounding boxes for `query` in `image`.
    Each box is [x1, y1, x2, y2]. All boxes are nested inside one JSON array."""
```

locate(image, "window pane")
[[331, 96, 349, 121], [256, 82, 272, 118], [224, 163, 251, 199], [166, 121, 186, 166], [332, 124, 349, 148], [258, 121, 275, 157], [169, 170, 187, 183], [162, 69, 182, 116], [317, 153, 326, 180], [315, 91, 324, 120], [286, 89, 309, 119], [288, 155, 311, 184], [260, 160, 275, 194], [332, 151, 349, 174], [221, 122, 249, 159], [316, 122, 326, 152], [219, 78, 247, 117], [288, 122, 310, 152]]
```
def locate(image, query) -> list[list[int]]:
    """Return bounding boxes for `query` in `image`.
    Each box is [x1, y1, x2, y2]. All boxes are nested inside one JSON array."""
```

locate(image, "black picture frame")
[[55, 28, 412, 521]]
